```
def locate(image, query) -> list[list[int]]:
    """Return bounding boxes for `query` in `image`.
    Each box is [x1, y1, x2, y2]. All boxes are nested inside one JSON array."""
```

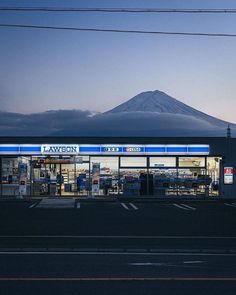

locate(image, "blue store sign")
[[0, 144, 210, 155]]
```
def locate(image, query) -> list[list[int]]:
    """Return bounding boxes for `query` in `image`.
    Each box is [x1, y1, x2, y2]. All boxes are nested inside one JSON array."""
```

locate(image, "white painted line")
[[183, 260, 206, 264], [121, 203, 129, 210], [224, 203, 236, 208], [0, 277, 236, 282], [173, 204, 189, 210], [0, 251, 235, 256], [129, 203, 138, 210], [29, 203, 38, 209], [129, 262, 167, 266], [0, 235, 236, 239], [181, 204, 196, 211], [76, 202, 80, 209]]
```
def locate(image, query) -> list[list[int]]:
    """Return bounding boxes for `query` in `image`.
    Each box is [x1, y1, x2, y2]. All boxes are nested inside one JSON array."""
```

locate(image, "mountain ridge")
[[0, 90, 234, 137], [106, 90, 229, 127]]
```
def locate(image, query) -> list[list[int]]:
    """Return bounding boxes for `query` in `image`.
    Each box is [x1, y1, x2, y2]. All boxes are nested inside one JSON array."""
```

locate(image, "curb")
[[0, 196, 234, 203]]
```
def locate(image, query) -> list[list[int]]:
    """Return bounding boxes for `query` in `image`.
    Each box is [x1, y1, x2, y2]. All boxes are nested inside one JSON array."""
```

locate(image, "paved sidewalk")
[[36, 197, 76, 208], [0, 195, 231, 203]]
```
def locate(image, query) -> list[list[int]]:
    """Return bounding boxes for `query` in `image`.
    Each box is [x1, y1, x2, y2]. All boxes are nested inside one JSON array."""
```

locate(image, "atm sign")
[[224, 167, 233, 175], [224, 167, 234, 185]]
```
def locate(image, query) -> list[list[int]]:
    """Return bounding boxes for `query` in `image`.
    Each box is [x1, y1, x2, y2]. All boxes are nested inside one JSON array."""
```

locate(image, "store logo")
[[41, 145, 79, 154]]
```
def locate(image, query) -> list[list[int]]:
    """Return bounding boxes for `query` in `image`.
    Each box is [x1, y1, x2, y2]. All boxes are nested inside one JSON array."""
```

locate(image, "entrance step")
[[36, 198, 75, 208]]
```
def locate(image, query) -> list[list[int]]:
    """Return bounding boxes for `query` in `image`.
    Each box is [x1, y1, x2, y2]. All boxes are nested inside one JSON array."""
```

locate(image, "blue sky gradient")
[[0, 0, 236, 122]]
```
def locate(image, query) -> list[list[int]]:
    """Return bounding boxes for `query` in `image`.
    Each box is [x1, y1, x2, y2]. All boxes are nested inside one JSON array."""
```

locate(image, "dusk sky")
[[1, 0, 236, 122]]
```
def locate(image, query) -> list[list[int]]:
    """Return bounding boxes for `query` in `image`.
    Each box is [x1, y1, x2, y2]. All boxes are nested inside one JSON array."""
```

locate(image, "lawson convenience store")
[[0, 136, 235, 198]]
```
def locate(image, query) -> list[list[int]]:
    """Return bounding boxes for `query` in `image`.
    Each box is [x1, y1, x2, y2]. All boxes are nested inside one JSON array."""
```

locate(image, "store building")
[[0, 136, 235, 198]]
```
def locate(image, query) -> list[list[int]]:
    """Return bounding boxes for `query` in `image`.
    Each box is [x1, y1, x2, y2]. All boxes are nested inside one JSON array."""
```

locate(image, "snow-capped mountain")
[[0, 90, 233, 137], [106, 90, 228, 127], [49, 90, 232, 137], [107, 90, 194, 114]]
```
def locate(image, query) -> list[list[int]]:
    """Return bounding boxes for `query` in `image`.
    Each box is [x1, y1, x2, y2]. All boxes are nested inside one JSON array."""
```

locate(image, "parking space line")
[[1, 276, 236, 281], [173, 204, 189, 210], [29, 203, 38, 209], [181, 204, 196, 211], [224, 203, 236, 208], [121, 203, 130, 210], [1, 235, 236, 239], [129, 203, 138, 210]]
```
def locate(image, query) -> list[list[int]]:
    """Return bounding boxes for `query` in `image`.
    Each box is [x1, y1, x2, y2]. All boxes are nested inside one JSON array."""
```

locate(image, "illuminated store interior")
[[0, 143, 221, 197]]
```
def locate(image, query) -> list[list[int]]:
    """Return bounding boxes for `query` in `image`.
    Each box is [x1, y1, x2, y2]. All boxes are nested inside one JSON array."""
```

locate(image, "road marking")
[[121, 203, 129, 210], [183, 260, 205, 264], [129, 203, 138, 210], [1, 235, 236, 239], [181, 204, 196, 210], [0, 251, 235, 256], [224, 203, 236, 208], [76, 202, 80, 209], [29, 203, 38, 209], [173, 204, 189, 210], [129, 262, 169, 266], [0, 277, 236, 281], [130, 260, 205, 266]]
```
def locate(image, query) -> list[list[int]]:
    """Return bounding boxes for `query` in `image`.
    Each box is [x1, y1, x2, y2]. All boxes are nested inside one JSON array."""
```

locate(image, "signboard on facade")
[[0, 144, 210, 155], [224, 167, 234, 184], [101, 146, 122, 153], [123, 146, 144, 153], [41, 145, 79, 154]]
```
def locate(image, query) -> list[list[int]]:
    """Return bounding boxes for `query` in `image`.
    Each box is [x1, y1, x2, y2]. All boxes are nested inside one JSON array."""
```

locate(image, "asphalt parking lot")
[[1, 199, 236, 294], [0, 199, 236, 248]]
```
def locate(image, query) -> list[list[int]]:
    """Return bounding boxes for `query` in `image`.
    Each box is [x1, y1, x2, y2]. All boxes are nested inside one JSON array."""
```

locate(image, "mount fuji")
[[48, 90, 232, 137], [105, 90, 228, 128], [0, 90, 234, 137]]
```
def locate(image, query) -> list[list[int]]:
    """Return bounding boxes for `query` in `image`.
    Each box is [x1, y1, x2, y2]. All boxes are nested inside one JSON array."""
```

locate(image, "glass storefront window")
[[150, 169, 178, 196], [1, 157, 31, 196], [61, 162, 90, 196], [90, 157, 119, 196], [179, 157, 205, 167], [120, 157, 147, 167], [178, 168, 207, 196], [75, 163, 90, 195], [32, 157, 90, 196], [2, 158, 19, 184], [207, 157, 221, 196], [0, 154, 221, 198], [119, 168, 148, 196], [150, 157, 176, 168]]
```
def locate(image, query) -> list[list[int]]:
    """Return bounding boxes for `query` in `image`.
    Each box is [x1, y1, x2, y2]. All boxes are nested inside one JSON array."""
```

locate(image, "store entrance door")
[[60, 162, 89, 196], [32, 157, 90, 197]]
